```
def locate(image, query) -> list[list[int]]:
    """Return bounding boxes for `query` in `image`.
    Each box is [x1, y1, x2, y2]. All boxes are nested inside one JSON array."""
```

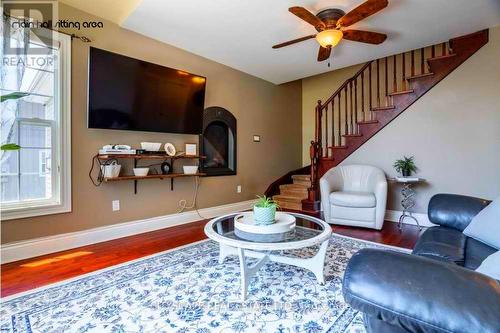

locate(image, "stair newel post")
[[324, 103, 328, 157], [305, 139, 321, 212], [441, 42, 446, 56], [431, 45, 436, 58], [316, 100, 323, 155]]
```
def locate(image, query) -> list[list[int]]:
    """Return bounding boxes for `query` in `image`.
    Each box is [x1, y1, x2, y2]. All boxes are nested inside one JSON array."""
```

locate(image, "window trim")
[[1, 32, 71, 221]]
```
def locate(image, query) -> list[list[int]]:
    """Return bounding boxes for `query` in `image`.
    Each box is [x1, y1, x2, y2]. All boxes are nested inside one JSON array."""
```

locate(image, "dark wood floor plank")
[[1, 218, 420, 297]]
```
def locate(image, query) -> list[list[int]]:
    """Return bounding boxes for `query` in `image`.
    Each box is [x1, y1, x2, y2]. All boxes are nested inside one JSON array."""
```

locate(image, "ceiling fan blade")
[[289, 6, 325, 29], [342, 30, 387, 44], [337, 0, 388, 28], [317, 46, 331, 62], [272, 34, 316, 49]]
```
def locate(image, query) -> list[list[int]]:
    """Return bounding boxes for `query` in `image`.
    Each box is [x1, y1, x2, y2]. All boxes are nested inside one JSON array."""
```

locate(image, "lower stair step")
[[276, 201, 302, 211], [342, 134, 363, 137], [293, 180, 311, 187], [273, 195, 303, 211], [291, 174, 311, 181], [273, 195, 303, 204], [279, 184, 308, 198]]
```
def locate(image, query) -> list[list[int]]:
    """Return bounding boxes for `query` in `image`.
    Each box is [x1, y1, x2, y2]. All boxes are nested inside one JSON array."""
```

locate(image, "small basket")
[[101, 161, 121, 178]]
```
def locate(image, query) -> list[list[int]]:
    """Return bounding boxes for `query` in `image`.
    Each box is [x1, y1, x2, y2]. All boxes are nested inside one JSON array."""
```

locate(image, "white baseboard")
[[1, 199, 257, 264], [385, 209, 435, 228]]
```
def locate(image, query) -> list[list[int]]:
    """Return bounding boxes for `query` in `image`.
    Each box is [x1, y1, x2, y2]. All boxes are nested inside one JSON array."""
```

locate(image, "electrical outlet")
[[237, 185, 242, 193], [112, 200, 120, 211]]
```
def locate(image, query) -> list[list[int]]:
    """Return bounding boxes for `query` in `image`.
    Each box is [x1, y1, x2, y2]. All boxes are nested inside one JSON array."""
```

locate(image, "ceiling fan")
[[273, 0, 389, 63]]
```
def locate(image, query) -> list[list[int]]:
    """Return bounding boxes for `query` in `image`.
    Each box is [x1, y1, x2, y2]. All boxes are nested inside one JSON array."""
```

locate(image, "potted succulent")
[[253, 195, 279, 225], [393, 156, 417, 177]]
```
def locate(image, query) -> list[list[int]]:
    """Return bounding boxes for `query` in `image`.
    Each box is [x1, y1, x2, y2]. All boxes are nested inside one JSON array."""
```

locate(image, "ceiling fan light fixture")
[[316, 29, 343, 48]]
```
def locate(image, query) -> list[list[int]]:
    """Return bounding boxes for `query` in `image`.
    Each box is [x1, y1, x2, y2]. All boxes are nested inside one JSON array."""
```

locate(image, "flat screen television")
[[88, 47, 206, 134]]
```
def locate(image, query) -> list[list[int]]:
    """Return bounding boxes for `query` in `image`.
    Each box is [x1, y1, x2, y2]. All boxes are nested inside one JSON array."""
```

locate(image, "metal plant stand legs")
[[398, 183, 422, 230], [219, 241, 329, 301]]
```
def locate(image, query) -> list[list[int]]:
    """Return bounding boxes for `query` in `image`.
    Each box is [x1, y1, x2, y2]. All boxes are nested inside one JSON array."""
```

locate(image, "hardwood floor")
[[1, 218, 421, 298]]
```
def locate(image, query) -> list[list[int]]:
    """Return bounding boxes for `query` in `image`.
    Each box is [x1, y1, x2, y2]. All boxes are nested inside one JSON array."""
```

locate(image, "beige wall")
[[302, 26, 500, 212], [1, 4, 302, 244]]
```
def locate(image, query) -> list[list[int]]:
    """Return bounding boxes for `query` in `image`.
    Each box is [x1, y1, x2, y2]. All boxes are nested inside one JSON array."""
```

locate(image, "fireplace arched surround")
[[200, 107, 236, 176]]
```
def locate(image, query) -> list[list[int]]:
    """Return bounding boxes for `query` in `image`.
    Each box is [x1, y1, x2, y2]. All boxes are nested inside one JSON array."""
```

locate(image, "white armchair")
[[320, 164, 387, 230]]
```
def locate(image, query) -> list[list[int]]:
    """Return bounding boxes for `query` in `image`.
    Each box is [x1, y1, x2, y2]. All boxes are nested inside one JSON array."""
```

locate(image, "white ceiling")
[[122, 0, 500, 84]]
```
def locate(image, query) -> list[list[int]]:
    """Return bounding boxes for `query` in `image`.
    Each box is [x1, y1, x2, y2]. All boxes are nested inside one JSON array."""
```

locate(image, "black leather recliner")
[[342, 194, 500, 333]]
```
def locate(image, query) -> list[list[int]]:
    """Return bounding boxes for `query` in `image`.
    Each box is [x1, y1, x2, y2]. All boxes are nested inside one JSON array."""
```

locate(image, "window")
[[1, 20, 71, 220]]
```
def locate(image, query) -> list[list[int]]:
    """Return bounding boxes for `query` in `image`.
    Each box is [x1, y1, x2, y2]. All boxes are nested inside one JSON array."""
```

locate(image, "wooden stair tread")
[[342, 134, 363, 137], [280, 184, 308, 190], [328, 145, 348, 150], [275, 201, 302, 211], [388, 89, 414, 96], [273, 195, 303, 203], [371, 105, 395, 111], [291, 174, 310, 181], [427, 53, 457, 62], [357, 120, 379, 125], [405, 72, 434, 80]]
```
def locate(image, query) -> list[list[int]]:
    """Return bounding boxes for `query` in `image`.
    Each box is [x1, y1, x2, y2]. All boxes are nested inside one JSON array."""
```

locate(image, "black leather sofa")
[[342, 194, 500, 333]]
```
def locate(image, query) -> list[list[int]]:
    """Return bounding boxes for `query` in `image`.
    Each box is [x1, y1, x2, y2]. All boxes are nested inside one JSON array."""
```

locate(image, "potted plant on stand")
[[253, 195, 279, 225], [393, 156, 417, 177]]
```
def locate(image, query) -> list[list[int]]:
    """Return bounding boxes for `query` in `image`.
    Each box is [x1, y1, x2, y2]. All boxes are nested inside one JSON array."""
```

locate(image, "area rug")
[[1, 233, 406, 333]]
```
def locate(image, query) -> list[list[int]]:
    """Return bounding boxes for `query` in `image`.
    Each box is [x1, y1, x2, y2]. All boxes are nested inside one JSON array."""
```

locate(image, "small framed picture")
[[185, 143, 197, 156]]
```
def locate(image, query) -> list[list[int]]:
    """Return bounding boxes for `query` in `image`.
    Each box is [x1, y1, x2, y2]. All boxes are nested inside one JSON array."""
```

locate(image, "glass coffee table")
[[204, 212, 332, 300]]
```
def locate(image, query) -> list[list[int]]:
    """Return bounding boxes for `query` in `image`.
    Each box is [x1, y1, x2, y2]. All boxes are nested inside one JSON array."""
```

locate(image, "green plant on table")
[[393, 156, 417, 177], [255, 195, 280, 209]]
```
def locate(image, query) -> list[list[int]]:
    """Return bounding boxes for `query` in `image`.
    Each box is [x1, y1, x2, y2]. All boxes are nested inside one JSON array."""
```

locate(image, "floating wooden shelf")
[[96, 153, 205, 194], [98, 153, 205, 160], [104, 173, 205, 182]]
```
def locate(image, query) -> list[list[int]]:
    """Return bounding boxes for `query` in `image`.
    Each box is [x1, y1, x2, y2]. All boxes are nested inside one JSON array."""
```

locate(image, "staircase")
[[273, 175, 310, 211], [267, 29, 489, 212]]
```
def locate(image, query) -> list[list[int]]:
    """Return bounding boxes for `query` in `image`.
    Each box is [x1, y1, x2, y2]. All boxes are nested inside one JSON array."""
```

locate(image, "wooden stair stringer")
[[318, 29, 489, 177]]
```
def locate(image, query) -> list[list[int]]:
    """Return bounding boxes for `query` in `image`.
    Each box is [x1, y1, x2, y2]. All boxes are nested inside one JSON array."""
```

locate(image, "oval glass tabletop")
[[204, 212, 331, 251]]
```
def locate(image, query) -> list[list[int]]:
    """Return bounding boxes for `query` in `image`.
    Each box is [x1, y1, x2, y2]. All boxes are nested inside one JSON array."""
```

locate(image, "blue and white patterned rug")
[[1, 233, 405, 333]]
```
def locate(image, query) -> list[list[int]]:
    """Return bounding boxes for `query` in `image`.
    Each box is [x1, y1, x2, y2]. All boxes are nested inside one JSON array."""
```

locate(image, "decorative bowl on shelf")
[[183, 166, 198, 174], [133, 167, 149, 176], [140, 142, 162, 151]]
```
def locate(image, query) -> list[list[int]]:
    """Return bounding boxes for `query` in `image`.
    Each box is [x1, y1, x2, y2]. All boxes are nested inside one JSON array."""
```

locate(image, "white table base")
[[219, 241, 329, 301]]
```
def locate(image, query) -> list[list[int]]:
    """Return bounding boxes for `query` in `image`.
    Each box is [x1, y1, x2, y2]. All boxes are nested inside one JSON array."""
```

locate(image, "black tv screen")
[[88, 47, 206, 134]]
